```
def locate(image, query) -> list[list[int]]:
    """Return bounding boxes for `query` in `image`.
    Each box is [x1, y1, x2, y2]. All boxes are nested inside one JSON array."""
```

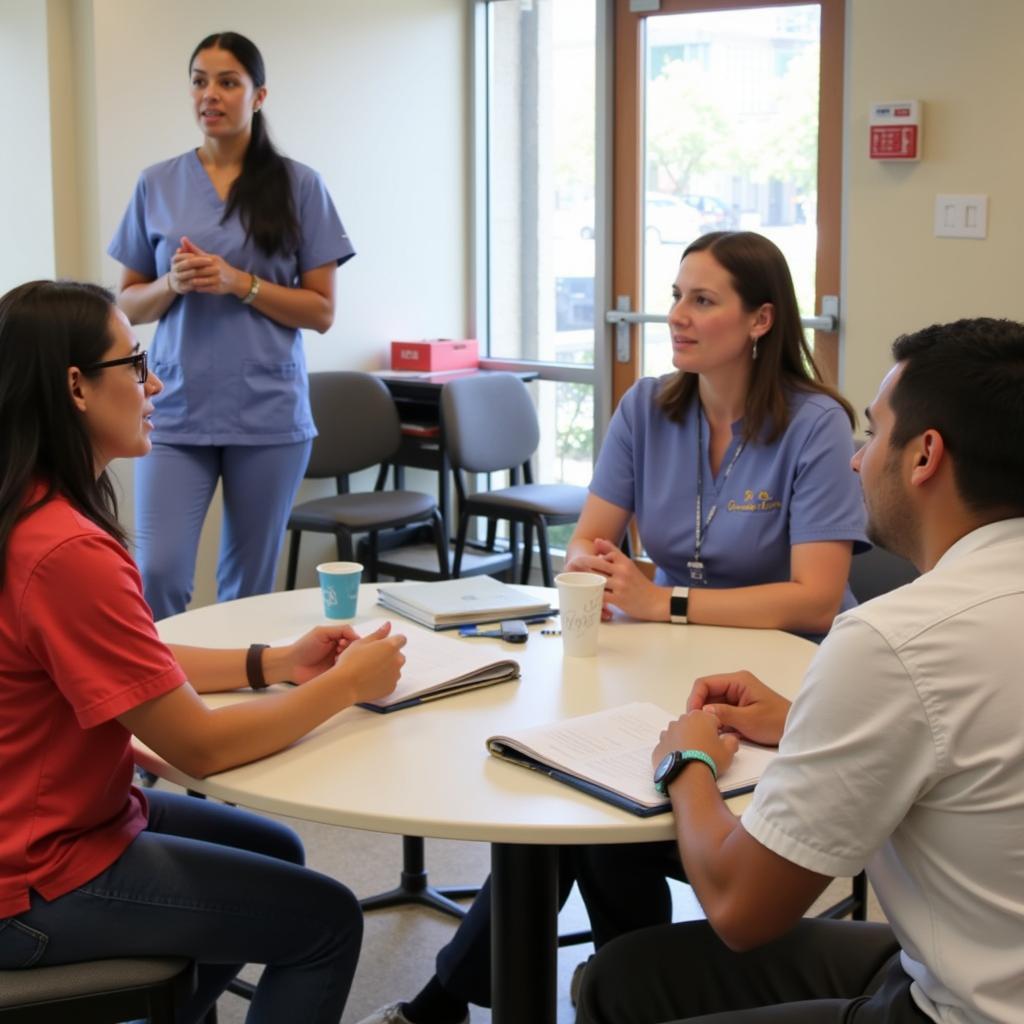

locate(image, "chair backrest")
[[305, 372, 402, 479], [848, 545, 919, 603], [441, 373, 539, 473]]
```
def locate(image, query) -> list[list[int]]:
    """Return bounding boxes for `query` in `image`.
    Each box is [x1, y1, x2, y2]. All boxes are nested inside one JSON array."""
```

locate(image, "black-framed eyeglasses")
[[83, 350, 148, 384]]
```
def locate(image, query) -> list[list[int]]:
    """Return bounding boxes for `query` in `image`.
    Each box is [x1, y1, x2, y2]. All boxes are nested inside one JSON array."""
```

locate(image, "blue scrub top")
[[109, 151, 354, 446], [591, 376, 868, 611]]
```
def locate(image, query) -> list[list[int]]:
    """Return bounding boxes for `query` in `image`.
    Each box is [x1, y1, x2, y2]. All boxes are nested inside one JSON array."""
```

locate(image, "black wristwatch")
[[670, 586, 689, 624], [653, 749, 718, 795]]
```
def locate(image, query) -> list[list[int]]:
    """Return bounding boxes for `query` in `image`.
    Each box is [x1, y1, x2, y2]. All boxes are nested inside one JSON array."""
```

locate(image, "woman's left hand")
[[176, 236, 248, 298], [566, 537, 668, 621], [283, 625, 360, 685]]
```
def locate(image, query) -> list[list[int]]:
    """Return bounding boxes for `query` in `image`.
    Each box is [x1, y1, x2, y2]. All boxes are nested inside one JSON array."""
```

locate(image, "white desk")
[[143, 585, 816, 1022]]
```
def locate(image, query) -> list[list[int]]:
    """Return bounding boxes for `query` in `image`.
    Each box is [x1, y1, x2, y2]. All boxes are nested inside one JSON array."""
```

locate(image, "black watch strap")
[[246, 643, 270, 690], [670, 586, 689, 624]]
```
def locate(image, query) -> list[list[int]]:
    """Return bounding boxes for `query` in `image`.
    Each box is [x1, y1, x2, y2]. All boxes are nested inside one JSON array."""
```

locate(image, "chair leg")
[[520, 522, 534, 585], [367, 532, 379, 583], [537, 519, 554, 588], [485, 518, 498, 551], [852, 869, 868, 921], [335, 531, 355, 562], [430, 509, 449, 578], [285, 530, 300, 590], [453, 512, 470, 577], [508, 521, 521, 580]]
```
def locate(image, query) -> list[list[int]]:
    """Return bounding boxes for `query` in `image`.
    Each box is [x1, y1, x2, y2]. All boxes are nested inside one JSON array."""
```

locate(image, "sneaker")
[[354, 1004, 469, 1024], [570, 955, 594, 1008]]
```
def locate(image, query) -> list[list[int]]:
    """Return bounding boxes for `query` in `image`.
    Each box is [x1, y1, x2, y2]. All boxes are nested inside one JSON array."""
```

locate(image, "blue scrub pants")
[[0, 790, 361, 1024], [135, 441, 312, 620]]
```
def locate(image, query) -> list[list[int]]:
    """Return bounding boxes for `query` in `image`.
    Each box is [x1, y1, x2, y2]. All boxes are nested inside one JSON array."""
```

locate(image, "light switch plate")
[[934, 194, 987, 239]]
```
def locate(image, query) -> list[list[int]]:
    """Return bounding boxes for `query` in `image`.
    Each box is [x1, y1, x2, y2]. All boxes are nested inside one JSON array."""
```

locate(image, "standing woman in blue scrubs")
[[110, 31, 354, 620]]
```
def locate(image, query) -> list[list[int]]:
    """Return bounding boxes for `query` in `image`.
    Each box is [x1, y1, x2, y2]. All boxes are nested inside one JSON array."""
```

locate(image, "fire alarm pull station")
[[869, 101, 922, 161]]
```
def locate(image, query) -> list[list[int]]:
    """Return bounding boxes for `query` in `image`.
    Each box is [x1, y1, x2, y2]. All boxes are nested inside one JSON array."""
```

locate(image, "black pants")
[[434, 840, 683, 1007], [576, 919, 929, 1024]]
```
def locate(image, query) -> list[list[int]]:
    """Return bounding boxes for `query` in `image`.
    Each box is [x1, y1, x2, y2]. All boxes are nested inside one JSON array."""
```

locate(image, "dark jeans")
[[576, 919, 929, 1024], [0, 790, 362, 1024]]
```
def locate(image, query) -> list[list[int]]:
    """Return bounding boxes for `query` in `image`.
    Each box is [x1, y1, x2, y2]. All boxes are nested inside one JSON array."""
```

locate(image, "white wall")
[[52, 0, 470, 604], [842, 0, 1024, 416], [0, 0, 57, 293]]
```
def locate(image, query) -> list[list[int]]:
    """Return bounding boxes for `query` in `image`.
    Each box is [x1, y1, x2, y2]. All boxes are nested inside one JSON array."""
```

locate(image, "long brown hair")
[[657, 231, 855, 441], [0, 281, 127, 589]]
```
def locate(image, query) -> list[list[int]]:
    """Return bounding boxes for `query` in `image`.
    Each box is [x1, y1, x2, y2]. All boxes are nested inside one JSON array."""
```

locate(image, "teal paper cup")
[[315, 561, 363, 619]]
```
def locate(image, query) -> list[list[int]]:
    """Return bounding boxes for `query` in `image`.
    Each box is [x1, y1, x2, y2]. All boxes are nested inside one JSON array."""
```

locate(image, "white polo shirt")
[[743, 518, 1024, 1024]]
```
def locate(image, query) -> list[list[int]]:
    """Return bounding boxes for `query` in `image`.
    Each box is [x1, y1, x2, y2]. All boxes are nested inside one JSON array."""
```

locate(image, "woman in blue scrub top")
[[355, 234, 868, 1024], [567, 229, 864, 634], [109, 31, 354, 620]]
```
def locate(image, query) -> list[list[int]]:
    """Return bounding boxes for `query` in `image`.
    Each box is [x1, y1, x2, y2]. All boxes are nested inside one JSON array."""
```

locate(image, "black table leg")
[[359, 836, 475, 919], [491, 842, 559, 1024]]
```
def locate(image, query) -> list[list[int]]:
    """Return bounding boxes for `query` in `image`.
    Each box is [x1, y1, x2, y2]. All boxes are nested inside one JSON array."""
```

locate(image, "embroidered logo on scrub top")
[[728, 488, 782, 513]]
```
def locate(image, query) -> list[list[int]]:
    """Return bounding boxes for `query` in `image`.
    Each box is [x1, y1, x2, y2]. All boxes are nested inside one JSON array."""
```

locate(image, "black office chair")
[[442, 373, 587, 586], [848, 544, 919, 603], [0, 957, 195, 1024], [285, 372, 449, 587]]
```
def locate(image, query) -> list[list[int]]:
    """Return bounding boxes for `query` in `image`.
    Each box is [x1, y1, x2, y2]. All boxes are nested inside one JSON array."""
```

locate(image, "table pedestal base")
[[492, 843, 558, 1024], [359, 836, 477, 920]]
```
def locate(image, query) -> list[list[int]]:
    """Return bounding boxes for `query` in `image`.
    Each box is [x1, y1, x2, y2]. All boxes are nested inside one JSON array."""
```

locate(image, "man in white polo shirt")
[[577, 317, 1024, 1024]]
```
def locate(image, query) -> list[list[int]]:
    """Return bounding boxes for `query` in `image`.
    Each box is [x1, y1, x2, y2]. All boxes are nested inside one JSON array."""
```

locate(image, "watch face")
[[654, 751, 677, 784]]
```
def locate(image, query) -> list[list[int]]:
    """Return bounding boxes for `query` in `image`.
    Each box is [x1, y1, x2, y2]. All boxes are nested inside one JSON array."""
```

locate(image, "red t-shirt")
[[0, 490, 185, 917]]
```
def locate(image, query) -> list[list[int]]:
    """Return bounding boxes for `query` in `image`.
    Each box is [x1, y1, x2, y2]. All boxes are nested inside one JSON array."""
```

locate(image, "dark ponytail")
[[190, 32, 300, 257]]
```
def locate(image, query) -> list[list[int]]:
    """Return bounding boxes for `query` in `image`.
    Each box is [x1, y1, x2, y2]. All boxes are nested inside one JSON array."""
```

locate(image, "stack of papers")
[[487, 702, 777, 816], [356, 618, 520, 713], [377, 575, 553, 630]]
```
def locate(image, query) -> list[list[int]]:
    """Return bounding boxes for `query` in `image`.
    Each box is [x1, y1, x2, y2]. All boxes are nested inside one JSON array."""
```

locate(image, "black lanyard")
[[689, 408, 745, 585]]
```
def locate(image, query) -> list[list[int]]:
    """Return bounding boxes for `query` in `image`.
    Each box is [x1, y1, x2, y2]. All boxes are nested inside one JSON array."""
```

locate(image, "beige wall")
[[0, 0, 57, 293], [842, 0, 1024, 416], [39, 0, 470, 605]]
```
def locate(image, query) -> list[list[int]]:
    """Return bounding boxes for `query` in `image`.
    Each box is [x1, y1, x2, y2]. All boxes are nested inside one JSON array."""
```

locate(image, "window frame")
[[470, 0, 616, 453]]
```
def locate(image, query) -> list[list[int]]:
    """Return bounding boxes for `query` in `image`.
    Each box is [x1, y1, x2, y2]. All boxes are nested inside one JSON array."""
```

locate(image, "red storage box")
[[390, 338, 479, 372]]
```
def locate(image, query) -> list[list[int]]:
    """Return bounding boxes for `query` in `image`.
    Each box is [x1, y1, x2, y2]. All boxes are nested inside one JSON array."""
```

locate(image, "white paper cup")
[[555, 571, 606, 657], [316, 561, 363, 619]]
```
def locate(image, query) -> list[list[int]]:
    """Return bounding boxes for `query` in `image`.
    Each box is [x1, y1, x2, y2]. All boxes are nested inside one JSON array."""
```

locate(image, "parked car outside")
[[577, 192, 709, 244], [681, 194, 740, 231]]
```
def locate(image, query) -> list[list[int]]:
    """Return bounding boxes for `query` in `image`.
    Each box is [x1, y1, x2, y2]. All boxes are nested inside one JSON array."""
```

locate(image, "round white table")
[[143, 585, 817, 1023]]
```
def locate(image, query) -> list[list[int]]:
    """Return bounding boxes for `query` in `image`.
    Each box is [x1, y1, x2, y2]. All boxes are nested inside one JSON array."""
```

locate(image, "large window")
[[477, 0, 603, 492]]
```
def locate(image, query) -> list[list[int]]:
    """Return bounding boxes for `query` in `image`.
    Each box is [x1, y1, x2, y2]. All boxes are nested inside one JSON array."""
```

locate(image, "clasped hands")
[[651, 670, 791, 782], [564, 537, 663, 621], [168, 235, 250, 299]]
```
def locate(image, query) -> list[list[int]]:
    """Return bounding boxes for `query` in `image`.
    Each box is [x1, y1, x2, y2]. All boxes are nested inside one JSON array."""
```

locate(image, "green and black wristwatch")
[[653, 748, 718, 795]]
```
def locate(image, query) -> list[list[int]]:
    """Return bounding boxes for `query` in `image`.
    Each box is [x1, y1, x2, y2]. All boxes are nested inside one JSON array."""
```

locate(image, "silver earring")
[[751, 337, 759, 360]]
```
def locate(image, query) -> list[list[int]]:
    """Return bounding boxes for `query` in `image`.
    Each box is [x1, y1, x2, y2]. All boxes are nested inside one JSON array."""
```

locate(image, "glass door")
[[611, 0, 844, 406]]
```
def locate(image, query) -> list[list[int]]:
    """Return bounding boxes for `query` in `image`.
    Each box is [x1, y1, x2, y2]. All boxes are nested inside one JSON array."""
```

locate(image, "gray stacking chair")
[[285, 372, 448, 587], [441, 373, 587, 586], [0, 957, 195, 1023]]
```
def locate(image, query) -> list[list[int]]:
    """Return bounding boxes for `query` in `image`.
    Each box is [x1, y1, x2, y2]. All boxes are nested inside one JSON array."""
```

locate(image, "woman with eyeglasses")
[[0, 279, 405, 1021], [109, 30, 352, 620]]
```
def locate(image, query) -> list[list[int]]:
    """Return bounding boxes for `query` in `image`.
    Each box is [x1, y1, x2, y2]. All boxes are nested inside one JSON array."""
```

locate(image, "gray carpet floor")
[[155, 780, 885, 1023]]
